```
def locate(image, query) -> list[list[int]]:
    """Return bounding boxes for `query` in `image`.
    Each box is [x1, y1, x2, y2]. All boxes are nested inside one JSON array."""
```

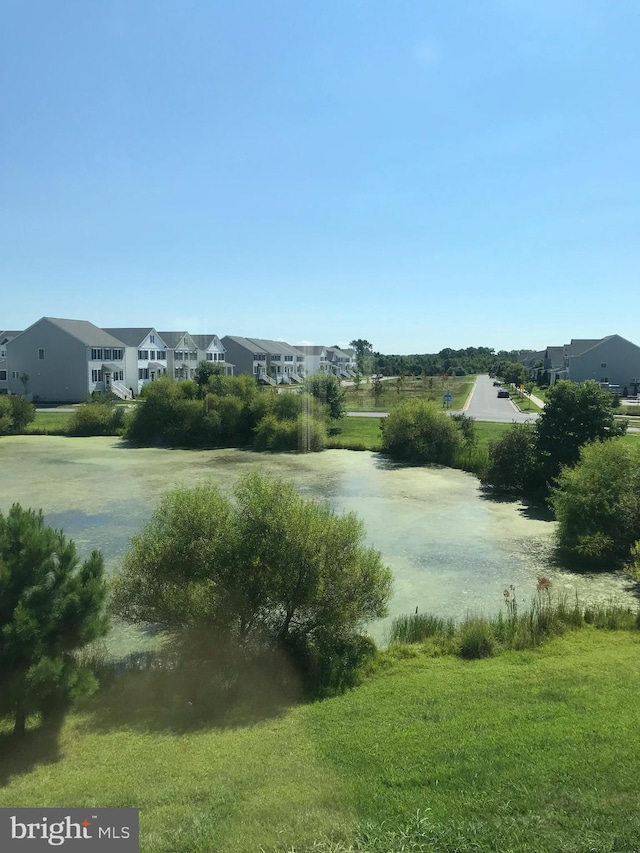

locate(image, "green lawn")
[[328, 417, 513, 453], [2, 630, 639, 852], [26, 411, 75, 434], [343, 375, 474, 412]]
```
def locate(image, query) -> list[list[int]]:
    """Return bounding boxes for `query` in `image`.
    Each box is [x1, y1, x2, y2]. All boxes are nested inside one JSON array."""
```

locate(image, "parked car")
[[497, 388, 510, 398], [492, 380, 501, 386]]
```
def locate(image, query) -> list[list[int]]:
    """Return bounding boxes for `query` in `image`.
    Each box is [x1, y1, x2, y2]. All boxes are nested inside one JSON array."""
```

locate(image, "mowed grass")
[[328, 417, 513, 453], [25, 410, 75, 434], [1, 630, 640, 852], [344, 375, 474, 412]]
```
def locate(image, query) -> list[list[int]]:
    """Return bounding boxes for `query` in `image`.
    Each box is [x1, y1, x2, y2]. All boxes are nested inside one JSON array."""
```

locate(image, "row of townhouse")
[[0, 318, 356, 403], [520, 334, 640, 392]]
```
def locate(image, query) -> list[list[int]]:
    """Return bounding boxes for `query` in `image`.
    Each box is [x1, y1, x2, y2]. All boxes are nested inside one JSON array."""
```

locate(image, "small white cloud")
[[415, 40, 440, 68], [294, 339, 316, 346]]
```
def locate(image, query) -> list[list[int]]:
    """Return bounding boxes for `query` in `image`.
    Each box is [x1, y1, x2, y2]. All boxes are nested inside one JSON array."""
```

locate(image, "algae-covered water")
[[1, 436, 637, 648]]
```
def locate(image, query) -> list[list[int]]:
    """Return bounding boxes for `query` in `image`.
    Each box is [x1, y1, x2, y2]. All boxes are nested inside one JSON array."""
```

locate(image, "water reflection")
[[1, 436, 637, 647]]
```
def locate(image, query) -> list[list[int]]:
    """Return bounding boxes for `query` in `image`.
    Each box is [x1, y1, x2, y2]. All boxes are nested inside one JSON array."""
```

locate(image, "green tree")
[[349, 339, 373, 374], [371, 374, 383, 405], [482, 423, 538, 495], [0, 505, 108, 736], [304, 373, 346, 419], [0, 395, 36, 435], [380, 399, 462, 465], [535, 380, 627, 487], [194, 361, 223, 398], [110, 473, 392, 691], [550, 440, 640, 565]]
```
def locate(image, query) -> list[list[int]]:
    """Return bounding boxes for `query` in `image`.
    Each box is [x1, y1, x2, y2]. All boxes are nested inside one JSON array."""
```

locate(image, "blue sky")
[[1, 0, 639, 354]]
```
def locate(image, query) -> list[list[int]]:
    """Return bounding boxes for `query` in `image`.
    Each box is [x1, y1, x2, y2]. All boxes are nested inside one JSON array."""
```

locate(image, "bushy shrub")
[[551, 440, 640, 565], [66, 403, 125, 436], [381, 399, 462, 465], [457, 618, 495, 659], [253, 413, 327, 452], [0, 395, 36, 434], [482, 423, 539, 495]]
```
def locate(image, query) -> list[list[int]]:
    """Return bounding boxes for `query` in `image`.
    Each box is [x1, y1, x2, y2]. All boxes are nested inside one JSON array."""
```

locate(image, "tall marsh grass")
[[389, 583, 639, 659]]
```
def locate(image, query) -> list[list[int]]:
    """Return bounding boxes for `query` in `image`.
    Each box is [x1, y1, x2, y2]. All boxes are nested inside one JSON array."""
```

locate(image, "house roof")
[[246, 338, 299, 356], [156, 331, 191, 349], [222, 336, 270, 354], [564, 338, 602, 358], [294, 345, 327, 356], [30, 318, 127, 348], [102, 328, 166, 348], [571, 334, 640, 358], [190, 334, 223, 350]]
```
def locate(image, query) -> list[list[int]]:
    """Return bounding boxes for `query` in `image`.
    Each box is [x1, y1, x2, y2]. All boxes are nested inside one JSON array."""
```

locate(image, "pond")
[[1, 436, 637, 650]]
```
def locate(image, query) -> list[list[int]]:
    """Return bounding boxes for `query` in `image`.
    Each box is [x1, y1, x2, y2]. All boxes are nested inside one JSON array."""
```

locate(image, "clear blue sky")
[[1, 0, 639, 354]]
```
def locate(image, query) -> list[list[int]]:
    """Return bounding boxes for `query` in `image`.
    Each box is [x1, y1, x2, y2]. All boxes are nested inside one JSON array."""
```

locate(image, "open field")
[[1, 629, 639, 852], [343, 374, 474, 412]]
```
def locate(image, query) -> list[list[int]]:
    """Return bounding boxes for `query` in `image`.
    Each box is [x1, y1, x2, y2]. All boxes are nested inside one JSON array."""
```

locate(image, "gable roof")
[[25, 318, 127, 348], [571, 334, 640, 358], [157, 331, 193, 349], [245, 337, 299, 356], [564, 338, 601, 358], [102, 328, 168, 348], [190, 334, 223, 350], [222, 336, 269, 354]]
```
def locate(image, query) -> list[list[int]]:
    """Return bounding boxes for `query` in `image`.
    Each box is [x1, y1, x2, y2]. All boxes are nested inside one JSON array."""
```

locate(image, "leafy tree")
[[349, 339, 373, 374], [19, 373, 30, 395], [304, 373, 346, 419], [0, 505, 108, 736], [482, 423, 538, 495], [380, 399, 462, 465], [371, 374, 383, 405], [535, 380, 627, 487], [551, 440, 640, 565], [0, 397, 13, 434], [110, 473, 392, 691], [194, 361, 223, 398]]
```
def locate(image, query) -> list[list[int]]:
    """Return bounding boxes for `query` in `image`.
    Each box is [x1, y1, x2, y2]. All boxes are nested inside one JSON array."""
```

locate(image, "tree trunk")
[[13, 707, 26, 738]]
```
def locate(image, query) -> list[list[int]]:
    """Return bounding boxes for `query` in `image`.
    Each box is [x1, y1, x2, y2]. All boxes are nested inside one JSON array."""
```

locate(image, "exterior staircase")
[[111, 380, 133, 400]]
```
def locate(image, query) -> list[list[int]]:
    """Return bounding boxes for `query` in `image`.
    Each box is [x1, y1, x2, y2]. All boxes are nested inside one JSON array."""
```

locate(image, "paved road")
[[463, 374, 538, 424]]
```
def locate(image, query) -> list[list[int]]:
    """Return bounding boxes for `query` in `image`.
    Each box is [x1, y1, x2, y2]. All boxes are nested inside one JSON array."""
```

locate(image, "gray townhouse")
[[5, 317, 129, 402], [325, 346, 355, 378], [526, 335, 640, 392], [566, 335, 640, 391], [221, 337, 305, 384], [157, 331, 200, 380], [102, 328, 169, 395]]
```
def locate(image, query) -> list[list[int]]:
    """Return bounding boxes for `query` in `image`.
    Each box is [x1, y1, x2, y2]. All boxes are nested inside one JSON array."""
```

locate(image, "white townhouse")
[[0, 330, 21, 395], [103, 328, 169, 395], [293, 345, 331, 377], [157, 331, 200, 380], [190, 334, 234, 375]]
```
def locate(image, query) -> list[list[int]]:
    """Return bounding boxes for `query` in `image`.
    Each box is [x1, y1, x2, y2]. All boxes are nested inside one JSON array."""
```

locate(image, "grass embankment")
[[25, 411, 75, 434], [328, 417, 512, 454], [1, 628, 640, 852], [343, 375, 474, 412]]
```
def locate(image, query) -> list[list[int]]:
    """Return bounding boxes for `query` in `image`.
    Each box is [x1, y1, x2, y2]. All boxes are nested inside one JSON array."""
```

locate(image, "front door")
[[105, 373, 111, 390]]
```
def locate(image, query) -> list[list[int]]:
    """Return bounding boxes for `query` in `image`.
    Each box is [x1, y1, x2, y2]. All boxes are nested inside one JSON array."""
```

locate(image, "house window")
[[157, 350, 166, 360], [103, 348, 111, 360], [0, 370, 6, 381], [91, 369, 103, 383], [138, 350, 149, 360], [113, 348, 123, 360], [190, 351, 197, 361], [91, 348, 103, 360], [600, 362, 607, 368], [600, 377, 609, 383], [139, 368, 149, 380], [150, 334, 155, 343], [0, 349, 6, 358], [38, 348, 45, 360], [12, 371, 19, 379], [284, 355, 293, 362]]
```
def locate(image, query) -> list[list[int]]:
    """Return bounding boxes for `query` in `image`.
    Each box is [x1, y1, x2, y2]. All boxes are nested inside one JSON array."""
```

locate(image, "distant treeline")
[[372, 347, 531, 377]]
